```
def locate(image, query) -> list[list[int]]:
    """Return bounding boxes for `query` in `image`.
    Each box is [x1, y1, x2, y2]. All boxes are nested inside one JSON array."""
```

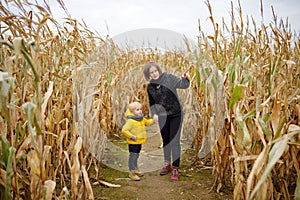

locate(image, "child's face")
[[132, 107, 143, 116]]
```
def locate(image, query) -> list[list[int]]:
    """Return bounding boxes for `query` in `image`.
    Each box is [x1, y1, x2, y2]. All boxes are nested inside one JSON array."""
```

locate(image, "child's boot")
[[129, 171, 140, 181], [133, 169, 144, 177]]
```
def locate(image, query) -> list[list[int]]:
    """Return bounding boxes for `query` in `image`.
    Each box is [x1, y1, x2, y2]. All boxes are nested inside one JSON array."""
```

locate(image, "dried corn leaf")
[[98, 179, 121, 188], [246, 145, 270, 199], [41, 81, 53, 118], [0, 169, 6, 187], [13, 37, 23, 57], [287, 124, 300, 134], [43, 180, 56, 200], [295, 174, 300, 200], [70, 136, 82, 197], [81, 165, 94, 199], [270, 99, 281, 135], [250, 135, 290, 199], [15, 136, 31, 160], [27, 149, 41, 176]]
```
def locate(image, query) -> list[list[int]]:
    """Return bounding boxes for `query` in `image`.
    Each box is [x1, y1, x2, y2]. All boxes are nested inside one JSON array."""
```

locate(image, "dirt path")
[[92, 124, 233, 200], [93, 163, 232, 200]]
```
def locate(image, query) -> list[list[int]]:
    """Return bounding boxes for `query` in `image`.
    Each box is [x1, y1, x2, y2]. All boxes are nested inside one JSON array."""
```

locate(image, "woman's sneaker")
[[170, 167, 179, 181], [160, 164, 172, 175], [129, 171, 140, 181]]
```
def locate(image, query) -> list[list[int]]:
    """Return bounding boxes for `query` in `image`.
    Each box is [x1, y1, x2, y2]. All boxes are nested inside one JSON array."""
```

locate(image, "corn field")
[[0, 0, 299, 199]]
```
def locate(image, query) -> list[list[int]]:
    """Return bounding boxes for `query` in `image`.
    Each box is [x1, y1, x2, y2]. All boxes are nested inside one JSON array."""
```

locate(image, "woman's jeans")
[[158, 112, 183, 167]]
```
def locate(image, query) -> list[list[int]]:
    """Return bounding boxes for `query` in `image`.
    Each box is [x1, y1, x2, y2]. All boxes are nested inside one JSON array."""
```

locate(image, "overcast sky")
[[49, 0, 300, 41]]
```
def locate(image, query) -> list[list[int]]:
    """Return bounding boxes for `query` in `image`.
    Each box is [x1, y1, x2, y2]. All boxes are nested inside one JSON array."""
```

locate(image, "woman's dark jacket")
[[147, 72, 190, 116]]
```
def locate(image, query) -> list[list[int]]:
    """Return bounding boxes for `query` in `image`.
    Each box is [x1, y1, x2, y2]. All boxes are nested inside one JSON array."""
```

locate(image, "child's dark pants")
[[128, 144, 142, 171]]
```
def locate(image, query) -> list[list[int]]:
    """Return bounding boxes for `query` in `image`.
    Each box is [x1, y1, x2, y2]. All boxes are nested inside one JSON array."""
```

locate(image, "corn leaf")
[[250, 135, 290, 199], [258, 118, 272, 141], [295, 173, 300, 200], [229, 84, 242, 110], [0, 135, 10, 169], [236, 106, 251, 147], [195, 67, 201, 86], [4, 146, 16, 200]]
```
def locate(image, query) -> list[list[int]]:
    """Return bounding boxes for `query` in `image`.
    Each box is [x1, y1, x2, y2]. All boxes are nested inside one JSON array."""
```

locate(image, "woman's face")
[[149, 66, 160, 80]]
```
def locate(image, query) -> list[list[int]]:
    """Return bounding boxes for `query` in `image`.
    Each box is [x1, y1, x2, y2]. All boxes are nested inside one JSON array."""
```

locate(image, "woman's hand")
[[182, 69, 190, 79]]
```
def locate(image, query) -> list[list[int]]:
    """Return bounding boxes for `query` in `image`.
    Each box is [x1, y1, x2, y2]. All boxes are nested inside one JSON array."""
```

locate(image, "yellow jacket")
[[121, 109, 153, 144]]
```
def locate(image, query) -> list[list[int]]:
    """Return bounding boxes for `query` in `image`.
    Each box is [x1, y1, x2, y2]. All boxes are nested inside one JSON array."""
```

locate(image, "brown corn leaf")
[[41, 81, 54, 118], [27, 149, 41, 176], [270, 99, 281, 136], [43, 180, 56, 200], [246, 145, 270, 199], [81, 165, 94, 200]]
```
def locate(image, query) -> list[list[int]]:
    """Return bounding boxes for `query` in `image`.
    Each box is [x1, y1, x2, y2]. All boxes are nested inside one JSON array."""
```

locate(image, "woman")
[[143, 62, 190, 181]]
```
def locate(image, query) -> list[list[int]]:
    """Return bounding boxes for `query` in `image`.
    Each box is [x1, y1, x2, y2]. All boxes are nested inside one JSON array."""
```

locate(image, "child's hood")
[[124, 108, 134, 117]]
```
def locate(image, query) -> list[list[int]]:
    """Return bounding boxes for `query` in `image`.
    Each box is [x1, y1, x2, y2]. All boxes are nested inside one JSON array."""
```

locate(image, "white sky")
[[48, 0, 300, 41]]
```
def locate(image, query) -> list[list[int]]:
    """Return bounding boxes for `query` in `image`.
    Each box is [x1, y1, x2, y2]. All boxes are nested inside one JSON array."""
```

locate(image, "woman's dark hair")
[[143, 62, 162, 81]]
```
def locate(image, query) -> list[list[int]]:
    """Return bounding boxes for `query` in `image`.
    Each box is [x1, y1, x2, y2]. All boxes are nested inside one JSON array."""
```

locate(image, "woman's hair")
[[143, 62, 162, 81], [128, 101, 142, 112]]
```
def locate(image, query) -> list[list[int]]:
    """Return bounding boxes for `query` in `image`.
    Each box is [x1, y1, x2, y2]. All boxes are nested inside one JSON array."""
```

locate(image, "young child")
[[121, 101, 154, 181]]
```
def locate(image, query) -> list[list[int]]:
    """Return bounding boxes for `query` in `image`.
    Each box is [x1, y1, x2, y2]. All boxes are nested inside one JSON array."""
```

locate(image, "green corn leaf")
[[21, 47, 40, 83], [258, 118, 272, 141], [106, 72, 113, 91], [195, 67, 201, 86], [229, 85, 242, 110], [236, 106, 251, 147], [274, 117, 286, 140], [4, 146, 16, 200], [0, 135, 10, 169], [243, 109, 256, 120], [0, 40, 13, 49], [228, 64, 235, 85], [0, 95, 10, 124], [233, 37, 242, 58], [33, 115, 42, 135]]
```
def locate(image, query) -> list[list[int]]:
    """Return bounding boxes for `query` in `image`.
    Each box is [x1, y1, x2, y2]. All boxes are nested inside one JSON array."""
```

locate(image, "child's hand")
[[153, 114, 158, 123], [131, 135, 137, 141]]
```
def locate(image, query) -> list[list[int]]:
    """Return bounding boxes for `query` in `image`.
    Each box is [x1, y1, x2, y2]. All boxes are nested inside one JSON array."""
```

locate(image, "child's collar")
[[127, 115, 144, 121]]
